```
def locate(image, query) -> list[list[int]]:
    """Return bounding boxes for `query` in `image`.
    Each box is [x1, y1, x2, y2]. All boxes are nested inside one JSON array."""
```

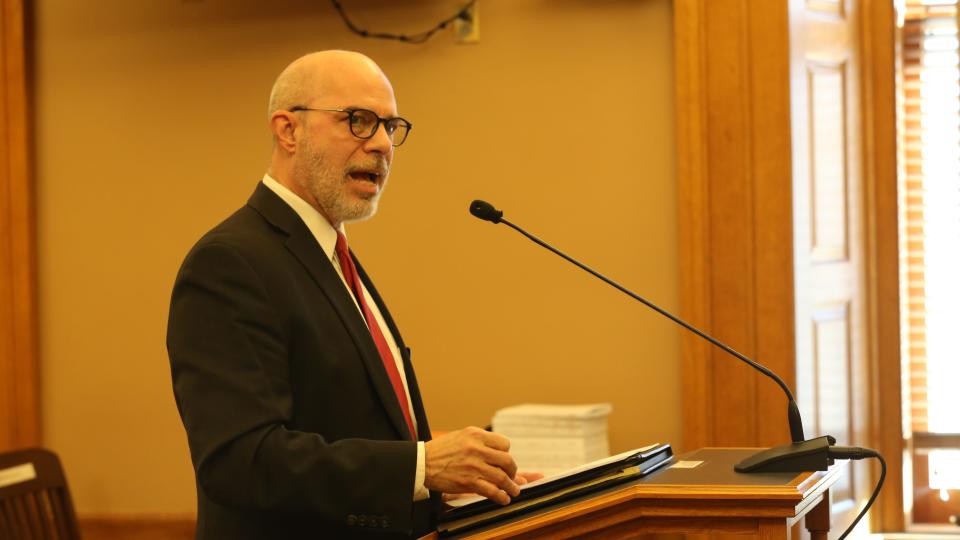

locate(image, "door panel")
[[812, 302, 854, 503], [790, 0, 870, 532], [808, 61, 850, 263]]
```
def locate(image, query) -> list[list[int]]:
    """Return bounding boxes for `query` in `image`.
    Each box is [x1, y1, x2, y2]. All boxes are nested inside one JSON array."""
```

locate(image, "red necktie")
[[335, 231, 417, 441]]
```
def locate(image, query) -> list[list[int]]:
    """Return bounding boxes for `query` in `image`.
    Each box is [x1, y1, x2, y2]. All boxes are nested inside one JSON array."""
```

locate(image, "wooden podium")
[[426, 448, 845, 540]]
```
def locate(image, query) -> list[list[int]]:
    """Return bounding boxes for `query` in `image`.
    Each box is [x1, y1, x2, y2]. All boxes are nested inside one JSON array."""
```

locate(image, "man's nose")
[[364, 122, 393, 154]]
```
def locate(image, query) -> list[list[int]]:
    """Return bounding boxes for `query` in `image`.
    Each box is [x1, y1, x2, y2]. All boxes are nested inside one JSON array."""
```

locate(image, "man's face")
[[293, 69, 397, 226]]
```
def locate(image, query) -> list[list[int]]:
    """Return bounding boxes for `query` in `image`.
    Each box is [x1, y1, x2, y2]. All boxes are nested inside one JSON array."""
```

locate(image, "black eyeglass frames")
[[289, 107, 412, 147]]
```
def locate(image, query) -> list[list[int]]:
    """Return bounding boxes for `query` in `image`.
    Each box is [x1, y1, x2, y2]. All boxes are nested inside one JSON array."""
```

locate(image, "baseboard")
[[78, 513, 196, 540]]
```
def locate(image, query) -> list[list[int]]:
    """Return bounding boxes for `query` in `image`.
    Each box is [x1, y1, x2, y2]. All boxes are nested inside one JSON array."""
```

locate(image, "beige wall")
[[34, 0, 678, 515]]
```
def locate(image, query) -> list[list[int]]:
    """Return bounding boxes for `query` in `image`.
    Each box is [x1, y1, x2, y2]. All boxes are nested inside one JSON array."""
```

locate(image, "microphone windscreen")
[[469, 200, 503, 224], [470, 199, 503, 223]]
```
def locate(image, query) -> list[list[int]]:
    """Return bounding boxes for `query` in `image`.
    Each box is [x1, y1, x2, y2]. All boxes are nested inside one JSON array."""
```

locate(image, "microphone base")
[[734, 435, 836, 473]]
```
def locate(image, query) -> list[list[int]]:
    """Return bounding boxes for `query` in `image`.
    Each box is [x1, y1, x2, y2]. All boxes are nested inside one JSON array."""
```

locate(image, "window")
[[898, 0, 960, 528]]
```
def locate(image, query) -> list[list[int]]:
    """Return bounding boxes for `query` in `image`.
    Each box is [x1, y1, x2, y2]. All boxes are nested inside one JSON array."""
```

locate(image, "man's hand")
[[425, 427, 519, 505], [514, 471, 545, 485], [440, 471, 546, 503]]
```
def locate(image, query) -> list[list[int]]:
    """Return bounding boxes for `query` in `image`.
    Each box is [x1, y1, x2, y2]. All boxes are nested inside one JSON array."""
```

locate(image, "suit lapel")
[[247, 183, 413, 441]]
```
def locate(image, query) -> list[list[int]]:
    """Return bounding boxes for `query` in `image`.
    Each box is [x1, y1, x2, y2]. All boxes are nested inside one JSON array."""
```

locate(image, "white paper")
[[493, 403, 613, 421], [445, 443, 661, 508], [0, 463, 37, 488], [670, 460, 703, 469]]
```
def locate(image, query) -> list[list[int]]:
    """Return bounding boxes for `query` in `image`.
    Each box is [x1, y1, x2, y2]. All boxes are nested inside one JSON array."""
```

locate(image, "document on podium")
[[436, 442, 673, 537]]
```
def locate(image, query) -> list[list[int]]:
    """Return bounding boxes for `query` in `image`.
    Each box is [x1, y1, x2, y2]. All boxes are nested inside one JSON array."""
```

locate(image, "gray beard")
[[294, 146, 383, 226]]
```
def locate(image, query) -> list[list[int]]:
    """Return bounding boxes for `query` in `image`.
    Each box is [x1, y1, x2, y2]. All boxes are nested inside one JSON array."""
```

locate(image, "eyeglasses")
[[289, 107, 412, 147]]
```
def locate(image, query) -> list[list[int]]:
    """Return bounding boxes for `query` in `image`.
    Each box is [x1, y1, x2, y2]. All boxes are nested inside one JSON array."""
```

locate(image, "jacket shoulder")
[[187, 204, 285, 260]]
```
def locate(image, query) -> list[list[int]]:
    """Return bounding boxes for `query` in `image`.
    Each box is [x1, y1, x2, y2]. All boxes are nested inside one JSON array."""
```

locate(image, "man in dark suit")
[[167, 50, 527, 539]]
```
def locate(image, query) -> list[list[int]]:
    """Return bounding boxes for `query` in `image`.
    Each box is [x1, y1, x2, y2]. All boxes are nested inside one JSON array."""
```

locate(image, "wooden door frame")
[[674, 0, 903, 530], [0, 0, 40, 451], [859, 0, 904, 530]]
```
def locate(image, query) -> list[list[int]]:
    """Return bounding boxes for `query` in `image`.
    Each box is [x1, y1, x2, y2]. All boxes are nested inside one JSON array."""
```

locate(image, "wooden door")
[[789, 0, 872, 531]]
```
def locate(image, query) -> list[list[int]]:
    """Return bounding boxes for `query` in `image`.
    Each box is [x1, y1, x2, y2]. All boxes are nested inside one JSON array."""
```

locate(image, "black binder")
[[436, 442, 673, 537]]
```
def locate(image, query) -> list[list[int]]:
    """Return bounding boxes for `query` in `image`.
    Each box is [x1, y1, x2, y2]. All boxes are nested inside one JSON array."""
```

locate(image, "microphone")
[[468, 199, 834, 473], [469, 200, 503, 224]]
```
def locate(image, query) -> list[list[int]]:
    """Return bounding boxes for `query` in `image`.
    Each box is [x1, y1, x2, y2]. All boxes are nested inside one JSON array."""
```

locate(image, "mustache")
[[345, 159, 390, 177]]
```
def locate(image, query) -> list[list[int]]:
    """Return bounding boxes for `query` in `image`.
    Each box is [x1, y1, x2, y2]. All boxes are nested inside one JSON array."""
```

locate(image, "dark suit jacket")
[[167, 182, 435, 539]]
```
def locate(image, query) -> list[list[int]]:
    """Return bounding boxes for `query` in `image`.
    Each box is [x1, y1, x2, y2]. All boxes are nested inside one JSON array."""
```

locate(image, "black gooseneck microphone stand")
[[468, 199, 888, 539], [470, 199, 833, 473]]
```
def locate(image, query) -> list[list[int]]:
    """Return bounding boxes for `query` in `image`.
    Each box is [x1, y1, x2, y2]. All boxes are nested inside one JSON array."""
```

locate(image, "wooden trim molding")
[[0, 0, 39, 451], [858, 0, 904, 531], [674, 0, 796, 452], [79, 514, 196, 540], [674, 0, 712, 454]]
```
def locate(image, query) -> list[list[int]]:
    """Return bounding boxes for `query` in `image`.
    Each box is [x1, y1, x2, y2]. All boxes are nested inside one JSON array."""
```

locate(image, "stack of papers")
[[492, 403, 613, 476]]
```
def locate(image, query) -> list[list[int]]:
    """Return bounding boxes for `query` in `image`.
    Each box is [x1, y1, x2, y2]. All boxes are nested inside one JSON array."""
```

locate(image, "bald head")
[[266, 51, 400, 227], [267, 50, 394, 119]]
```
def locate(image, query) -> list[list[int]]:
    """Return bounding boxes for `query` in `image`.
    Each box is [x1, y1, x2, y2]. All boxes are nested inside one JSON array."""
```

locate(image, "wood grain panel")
[[808, 61, 850, 263], [811, 303, 854, 502], [812, 303, 851, 445], [675, 0, 796, 453], [0, 0, 39, 451], [859, 0, 905, 530], [703, 0, 759, 448], [746, 0, 800, 451], [675, 0, 713, 455]]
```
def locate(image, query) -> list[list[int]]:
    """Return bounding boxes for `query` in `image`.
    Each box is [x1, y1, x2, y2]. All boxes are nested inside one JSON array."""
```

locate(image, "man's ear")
[[270, 111, 299, 153]]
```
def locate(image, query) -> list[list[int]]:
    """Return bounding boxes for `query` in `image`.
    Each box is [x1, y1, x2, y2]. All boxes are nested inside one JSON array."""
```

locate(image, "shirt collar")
[[261, 173, 343, 261]]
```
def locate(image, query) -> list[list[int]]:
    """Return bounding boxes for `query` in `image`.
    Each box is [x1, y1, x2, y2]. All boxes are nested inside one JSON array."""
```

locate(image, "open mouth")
[[349, 171, 381, 183]]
